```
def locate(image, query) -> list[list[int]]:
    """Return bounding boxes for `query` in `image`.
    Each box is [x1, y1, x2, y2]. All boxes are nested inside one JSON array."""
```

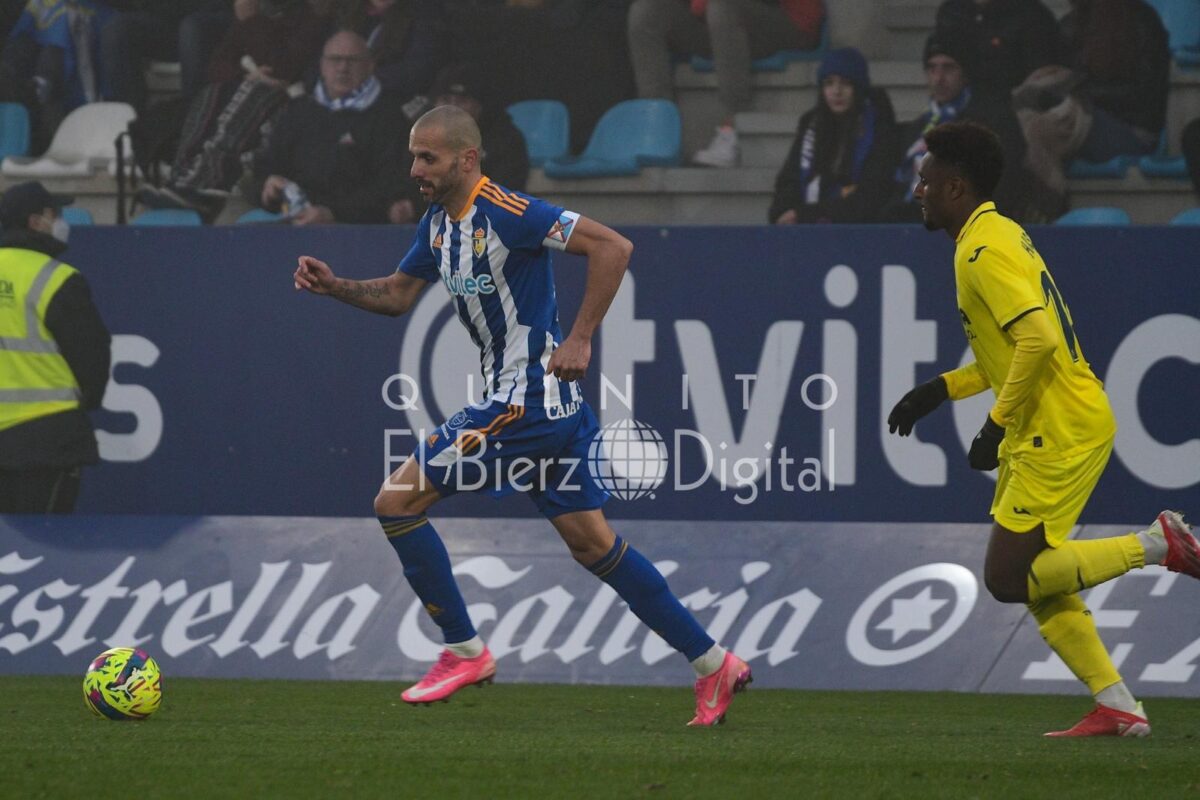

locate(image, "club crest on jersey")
[[432, 233, 443, 251], [473, 227, 486, 258], [547, 214, 575, 244], [446, 410, 470, 431]]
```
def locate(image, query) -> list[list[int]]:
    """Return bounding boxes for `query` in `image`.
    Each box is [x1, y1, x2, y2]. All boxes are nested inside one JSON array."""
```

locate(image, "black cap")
[[0, 181, 74, 231], [923, 33, 976, 78], [430, 63, 485, 101]]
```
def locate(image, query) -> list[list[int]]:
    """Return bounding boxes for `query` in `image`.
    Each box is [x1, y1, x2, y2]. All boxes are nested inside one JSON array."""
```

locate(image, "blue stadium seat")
[[1138, 154, 1188, 178], [236, 208, 285, 224], [1146, 0, 1200, 60], [1066, 155, 1133, 179], [690, 18, 829, 72], [0, 102, 30, 160], [1055, 207, 1132, 225], [506, 100, 569, 167], [61, 206, 94, 226], [1169, 207, 1200, 224], [542, 99, 680, 179], [131, 208, 202, 226]]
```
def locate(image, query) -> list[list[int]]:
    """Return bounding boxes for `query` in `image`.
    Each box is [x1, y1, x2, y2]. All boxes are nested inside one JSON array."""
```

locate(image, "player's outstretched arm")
[[547, 216, 633, 381], [293, 255, 428, 316]]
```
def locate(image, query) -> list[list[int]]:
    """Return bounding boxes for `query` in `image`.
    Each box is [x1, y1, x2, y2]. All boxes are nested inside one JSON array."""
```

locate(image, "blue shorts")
[[415, 400, 609, 519]]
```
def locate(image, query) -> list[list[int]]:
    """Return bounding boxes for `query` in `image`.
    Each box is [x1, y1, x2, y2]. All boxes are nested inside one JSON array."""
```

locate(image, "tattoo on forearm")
[[334, 279, 390, 300]]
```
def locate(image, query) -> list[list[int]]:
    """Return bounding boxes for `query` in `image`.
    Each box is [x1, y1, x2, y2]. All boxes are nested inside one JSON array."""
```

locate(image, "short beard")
[[430, 158, 462, 205]]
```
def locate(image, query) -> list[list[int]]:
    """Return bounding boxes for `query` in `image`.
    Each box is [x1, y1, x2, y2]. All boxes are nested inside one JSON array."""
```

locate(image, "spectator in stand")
[[100, 1, 229, 113], [1014, 0, 1169, 219], [933, 0, 1065, 101], [249, 30, 416, 225], [428, 62, 529, 192], [336, 0, 446, 99], [0, 0, 114, 153], [627, 0, 825, 167], [0, 181, 110, 513], [768, 47, 897, 224], [881, 33, 1030, 222], [137, 0, 329, 220]]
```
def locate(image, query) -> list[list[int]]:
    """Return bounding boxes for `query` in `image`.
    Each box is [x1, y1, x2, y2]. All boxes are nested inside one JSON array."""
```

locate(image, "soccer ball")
[[82, 647, 163, 721]]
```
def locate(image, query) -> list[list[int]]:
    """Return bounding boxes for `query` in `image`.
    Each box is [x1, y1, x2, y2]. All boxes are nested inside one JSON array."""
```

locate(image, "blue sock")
[[588, 536, 714, 660], [379, 515, 476, 644]]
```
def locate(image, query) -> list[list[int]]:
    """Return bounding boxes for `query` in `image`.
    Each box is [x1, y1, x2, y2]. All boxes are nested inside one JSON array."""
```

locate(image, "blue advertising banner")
[[2, 516, 1198, 697], [64, 225, 1198, 520]]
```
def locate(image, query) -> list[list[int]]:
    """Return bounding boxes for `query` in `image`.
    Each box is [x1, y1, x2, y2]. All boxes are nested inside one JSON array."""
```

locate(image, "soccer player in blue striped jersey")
[[294, 105, 750, 726]]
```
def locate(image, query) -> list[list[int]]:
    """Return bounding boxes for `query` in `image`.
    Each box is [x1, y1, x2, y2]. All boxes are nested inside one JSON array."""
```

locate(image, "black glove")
[[887, 376, 949, 436], [968, 413, 1006, 471]]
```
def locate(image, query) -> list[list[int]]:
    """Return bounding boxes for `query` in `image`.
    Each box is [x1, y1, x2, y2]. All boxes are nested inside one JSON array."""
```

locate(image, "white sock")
[[690, 643, 726, 678], [446, 636, 485, 659], [1095, 681, 1139, 714], [1137, 528, 1168, 566]]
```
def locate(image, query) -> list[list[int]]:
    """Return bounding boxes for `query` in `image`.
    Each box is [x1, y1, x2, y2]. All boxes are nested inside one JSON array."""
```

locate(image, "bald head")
[[412, 105, 482, 153]]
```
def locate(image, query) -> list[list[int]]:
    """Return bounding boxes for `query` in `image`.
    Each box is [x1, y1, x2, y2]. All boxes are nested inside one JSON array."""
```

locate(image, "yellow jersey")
[[953, 202, 1115, 458]]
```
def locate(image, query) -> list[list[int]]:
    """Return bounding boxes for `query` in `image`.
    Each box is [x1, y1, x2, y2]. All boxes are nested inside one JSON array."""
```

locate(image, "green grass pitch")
[[4, 676, 1200, 799]]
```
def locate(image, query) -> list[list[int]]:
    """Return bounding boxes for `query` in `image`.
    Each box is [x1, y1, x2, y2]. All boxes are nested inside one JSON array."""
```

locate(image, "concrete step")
[[674, 60, 927, 157], [527, 165, 1196, 226]]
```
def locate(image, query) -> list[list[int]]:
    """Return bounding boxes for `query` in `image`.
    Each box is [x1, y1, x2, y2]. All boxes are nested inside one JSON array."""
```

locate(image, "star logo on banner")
[[875, 585, 948, 643]]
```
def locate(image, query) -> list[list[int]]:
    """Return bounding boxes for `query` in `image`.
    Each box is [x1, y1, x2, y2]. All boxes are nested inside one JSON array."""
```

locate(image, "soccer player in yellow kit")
[[888, 121, 1200, 737]]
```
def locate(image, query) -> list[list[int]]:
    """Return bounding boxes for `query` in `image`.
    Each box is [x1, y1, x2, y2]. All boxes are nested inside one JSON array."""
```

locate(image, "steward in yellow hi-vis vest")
[[0, 181, 110, 513], [888, 121, 1200, 738]]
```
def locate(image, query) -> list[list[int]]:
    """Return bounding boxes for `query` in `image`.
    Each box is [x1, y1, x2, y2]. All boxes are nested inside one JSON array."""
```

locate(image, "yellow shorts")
[[990, 437, 1113, 547]]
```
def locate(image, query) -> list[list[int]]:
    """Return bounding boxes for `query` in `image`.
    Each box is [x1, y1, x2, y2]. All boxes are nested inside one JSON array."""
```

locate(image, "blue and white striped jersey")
[[398, 176, 583, 413]]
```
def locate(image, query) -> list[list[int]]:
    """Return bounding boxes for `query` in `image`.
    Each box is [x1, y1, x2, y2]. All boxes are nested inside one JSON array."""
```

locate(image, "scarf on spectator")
[[314, 75, 381, 111], [797, 97, 876, 205], [898, 87, 972, 201]]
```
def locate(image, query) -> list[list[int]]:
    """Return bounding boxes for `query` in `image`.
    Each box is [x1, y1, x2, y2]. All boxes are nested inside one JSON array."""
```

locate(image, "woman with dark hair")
[[768, 47, 898, 224], [336, 0, 446, 98], [1061, 0, 1168, 163]]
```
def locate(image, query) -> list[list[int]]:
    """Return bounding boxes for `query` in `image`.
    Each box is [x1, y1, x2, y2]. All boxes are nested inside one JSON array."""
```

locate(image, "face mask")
[[50, 216, 70, 244]]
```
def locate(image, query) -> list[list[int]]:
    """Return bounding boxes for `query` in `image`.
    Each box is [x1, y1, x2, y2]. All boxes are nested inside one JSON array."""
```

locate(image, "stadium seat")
[[131, 208, 202, 226], [1066, 155, 1133, 179], [1, 102, 135, 178], [0, 102, 30, 160], [690, 18, 829, 72], [61, 206, 94, 226], [1169, 207, 1200, 224], [542, 99, 681, 179], [1146, 0, 1200, 60], [236, 208, 285, 224], [1054, 207, 1132, 225], [506, 100, 569, 167], [1138, 154, 1188, 178]]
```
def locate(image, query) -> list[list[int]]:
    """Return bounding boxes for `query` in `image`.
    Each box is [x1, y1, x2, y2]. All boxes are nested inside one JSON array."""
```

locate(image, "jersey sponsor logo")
[[0, 278, 13, 308], [546, 213, 575, 244], [472, 227, 486, 258], [546, 400, 581, 420], [441, 271, 496, 297], [968, 246, 987, 263]]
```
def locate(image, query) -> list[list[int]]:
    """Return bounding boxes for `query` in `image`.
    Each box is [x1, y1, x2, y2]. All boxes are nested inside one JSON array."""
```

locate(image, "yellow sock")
[[1026, 534, 1144, 601], [1028, 593, 1121, 694]]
